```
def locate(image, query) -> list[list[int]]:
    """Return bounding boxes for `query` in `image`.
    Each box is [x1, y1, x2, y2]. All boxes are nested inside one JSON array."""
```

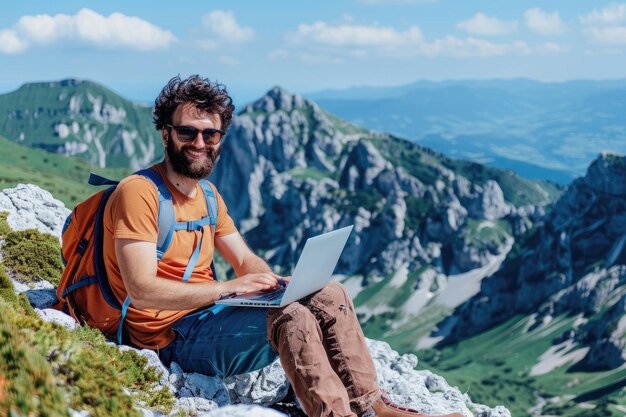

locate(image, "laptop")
[[215, 225, 353, 308]]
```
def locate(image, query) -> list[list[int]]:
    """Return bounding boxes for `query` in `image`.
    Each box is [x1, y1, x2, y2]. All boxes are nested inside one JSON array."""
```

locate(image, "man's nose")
[[191, 131, 206, 147]]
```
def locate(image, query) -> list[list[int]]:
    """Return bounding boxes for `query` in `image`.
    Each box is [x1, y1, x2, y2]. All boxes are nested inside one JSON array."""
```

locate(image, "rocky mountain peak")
[[246, 86, 311, 113], [582, 152, 626, 195]]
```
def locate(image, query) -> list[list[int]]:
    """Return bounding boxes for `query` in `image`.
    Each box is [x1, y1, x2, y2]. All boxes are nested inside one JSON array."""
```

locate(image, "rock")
[[199, 404, 286, 417], [467, 180, 510, 221], [0, 184, 70, 240], [185, 373, 230, 406], [25, 288, 59, 309], [35, 308, 80, 330], [169, 362, 185, 390], [173, 397, 218, 415], [224, 359, 289, 406], [583, 152, 626, 196]]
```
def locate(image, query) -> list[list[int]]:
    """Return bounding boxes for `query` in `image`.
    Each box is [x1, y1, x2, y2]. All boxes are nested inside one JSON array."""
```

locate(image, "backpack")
[[56, 168, 219, 344]]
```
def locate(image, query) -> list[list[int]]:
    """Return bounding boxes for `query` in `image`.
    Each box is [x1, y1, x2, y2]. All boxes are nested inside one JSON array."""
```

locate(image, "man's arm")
[[115, 237, 281, 310], [215, 231, 272, 276]]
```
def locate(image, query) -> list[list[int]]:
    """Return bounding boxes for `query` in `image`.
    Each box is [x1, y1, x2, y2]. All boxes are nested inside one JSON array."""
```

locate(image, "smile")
[[185, 149, 207, 159]]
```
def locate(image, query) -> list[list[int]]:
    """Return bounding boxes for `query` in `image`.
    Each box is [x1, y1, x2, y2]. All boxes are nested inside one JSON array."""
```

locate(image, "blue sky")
[[1, 1, 625, 105]]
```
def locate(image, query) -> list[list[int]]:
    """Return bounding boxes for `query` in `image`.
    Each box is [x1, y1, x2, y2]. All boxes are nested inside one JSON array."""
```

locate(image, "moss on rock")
[[2, 228, 63, 286]]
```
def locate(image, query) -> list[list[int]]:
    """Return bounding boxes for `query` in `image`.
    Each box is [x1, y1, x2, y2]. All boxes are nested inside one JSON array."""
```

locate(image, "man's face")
[[164, 103, 222, 179]]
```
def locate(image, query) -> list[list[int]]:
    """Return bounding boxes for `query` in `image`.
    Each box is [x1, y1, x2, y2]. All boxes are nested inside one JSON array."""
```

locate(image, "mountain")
[[421, 153, 626, 416], [211, 87, 560, 283], [306, 79, 626, 184], [0, 79, 161, 169]]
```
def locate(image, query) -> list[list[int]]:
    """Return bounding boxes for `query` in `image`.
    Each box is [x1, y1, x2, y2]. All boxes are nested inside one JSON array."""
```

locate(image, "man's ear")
[[161, 127, 169, 146]]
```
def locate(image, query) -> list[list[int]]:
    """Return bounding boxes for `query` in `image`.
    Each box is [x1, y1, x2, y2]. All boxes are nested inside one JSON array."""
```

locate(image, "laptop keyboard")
[[255, 289, 285, 302]]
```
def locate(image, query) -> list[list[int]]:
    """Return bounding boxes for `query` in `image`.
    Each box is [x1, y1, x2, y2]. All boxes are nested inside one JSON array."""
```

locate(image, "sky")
[[1, 1, 626, 105]]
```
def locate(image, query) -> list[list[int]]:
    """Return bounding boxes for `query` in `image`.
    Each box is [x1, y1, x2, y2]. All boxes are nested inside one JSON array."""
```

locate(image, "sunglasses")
[[166, 124, 225, 145]]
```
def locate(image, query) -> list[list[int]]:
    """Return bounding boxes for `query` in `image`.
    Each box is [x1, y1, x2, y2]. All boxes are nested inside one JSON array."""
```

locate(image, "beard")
[[166, 139, 221, 179]]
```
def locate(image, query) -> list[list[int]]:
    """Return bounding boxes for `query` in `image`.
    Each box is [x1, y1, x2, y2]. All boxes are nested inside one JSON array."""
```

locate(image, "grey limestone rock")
[[199, 404, 285, 417], [223, 359, 289, 406], [466, 180, 510, 221], [0, 183, 70, 240], [35, 308, 79, 330]]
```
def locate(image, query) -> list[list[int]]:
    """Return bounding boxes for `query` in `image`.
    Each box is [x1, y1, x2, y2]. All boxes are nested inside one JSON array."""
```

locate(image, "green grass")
[[0, 134, 131, 207], [288, 167, 333, 182], [461, 219, 511, 251]]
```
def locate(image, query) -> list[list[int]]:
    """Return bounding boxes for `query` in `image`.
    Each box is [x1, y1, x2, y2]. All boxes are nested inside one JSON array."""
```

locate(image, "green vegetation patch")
[[404, 196, 435, 232], [338, 189, 383, 215], [0, 134, 131, 207], [3, 227, 64, 286], [289, 167, 333, 182], [461, 219, 511, 251]]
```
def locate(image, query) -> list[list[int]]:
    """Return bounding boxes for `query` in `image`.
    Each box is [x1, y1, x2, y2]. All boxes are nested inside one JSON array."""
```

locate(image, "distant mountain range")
[[307, 79, 626, 184]]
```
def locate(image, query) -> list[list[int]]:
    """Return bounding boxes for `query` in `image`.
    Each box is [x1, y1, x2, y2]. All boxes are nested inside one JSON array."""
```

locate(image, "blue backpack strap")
[[199, 180, 218, 231], [135, 168, 175, 261], [117, 295, 132, 345], [199, 180, 220, 281]]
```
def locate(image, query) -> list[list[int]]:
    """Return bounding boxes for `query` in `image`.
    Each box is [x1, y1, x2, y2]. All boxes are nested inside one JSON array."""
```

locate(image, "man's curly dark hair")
[[153, 75, 235, 131]]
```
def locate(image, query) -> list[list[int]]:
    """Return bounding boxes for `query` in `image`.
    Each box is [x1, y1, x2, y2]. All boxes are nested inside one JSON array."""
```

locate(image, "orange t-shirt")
[[103, 164, 237, 349]]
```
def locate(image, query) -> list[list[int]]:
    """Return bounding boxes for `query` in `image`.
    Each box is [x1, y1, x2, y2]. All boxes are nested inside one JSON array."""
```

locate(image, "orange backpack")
[[56, 169, 218, 343]]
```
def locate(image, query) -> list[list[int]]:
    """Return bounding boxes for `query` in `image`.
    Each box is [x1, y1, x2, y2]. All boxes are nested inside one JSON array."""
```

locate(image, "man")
[[103, 75, 462, 417]]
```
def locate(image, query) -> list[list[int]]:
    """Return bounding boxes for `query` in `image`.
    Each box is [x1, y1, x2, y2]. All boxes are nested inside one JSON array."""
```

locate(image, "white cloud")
[[524, 8, 566, 35], [290, 21, 423, 47], [201, 10, 254, 43], [422, 36, 513, 58], [580, 4, 626, 47], [584, 26, 626, 45], [285, 20, 564, 62], [456, 13, 518, 36], [580, 4, 626, 25], [0, 29, 28, 54], [0, 8, 176, 54]]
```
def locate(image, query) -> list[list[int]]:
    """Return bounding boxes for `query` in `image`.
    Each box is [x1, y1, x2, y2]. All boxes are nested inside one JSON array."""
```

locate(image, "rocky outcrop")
[[0, 184, 70, 239], [444, 153, 626, 370]]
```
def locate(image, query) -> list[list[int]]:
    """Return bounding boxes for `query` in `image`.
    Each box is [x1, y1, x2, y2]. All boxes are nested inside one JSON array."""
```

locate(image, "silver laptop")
[[215, 225, 353, 308]]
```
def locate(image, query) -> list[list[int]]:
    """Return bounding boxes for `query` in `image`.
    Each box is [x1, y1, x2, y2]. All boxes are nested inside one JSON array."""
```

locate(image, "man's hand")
[[221, 272, 288, 295]]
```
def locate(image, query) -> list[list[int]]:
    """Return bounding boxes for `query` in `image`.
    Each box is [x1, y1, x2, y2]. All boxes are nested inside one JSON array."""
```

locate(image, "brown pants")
[[267, 283, 380, 417]]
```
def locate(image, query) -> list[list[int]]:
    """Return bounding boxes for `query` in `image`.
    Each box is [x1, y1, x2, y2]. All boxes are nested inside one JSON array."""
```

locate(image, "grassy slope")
[[417, 315, 626, 417], [0, 134, 131, 207]]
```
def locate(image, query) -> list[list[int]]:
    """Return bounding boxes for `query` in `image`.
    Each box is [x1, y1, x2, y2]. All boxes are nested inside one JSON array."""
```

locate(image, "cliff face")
[[444, 153, 626, 370]]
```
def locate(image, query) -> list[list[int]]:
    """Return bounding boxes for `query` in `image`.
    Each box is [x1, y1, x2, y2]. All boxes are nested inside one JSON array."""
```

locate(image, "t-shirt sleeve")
[[213, 187, 238, 237], [109, 177, 159, 242]]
